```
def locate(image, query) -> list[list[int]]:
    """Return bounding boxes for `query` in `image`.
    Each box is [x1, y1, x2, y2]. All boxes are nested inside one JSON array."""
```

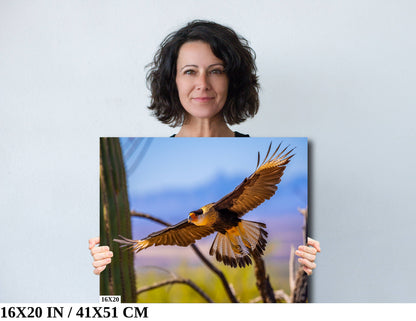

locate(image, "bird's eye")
[[192, 209, 203, 215]]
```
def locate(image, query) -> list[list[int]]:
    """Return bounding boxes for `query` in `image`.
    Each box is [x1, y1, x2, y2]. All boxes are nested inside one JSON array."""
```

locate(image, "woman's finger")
[[297, 245, 317, 256], [295, 248, 316, 262], [92, 257, 112, 269], [303, 267, 313, 276], [90, 246, 110, 256], [93, 251, 113, 261], [93, 265, 107, 275], [298, 257, 316, 270], [307, 237, 321, 252], [89, 237, 100, 250]]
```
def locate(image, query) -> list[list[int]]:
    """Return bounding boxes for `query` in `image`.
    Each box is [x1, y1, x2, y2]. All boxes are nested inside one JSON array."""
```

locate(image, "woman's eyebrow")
[[179, 63, 225, 71], [208, 63, 225, 68], [179, 64, 198, 71]]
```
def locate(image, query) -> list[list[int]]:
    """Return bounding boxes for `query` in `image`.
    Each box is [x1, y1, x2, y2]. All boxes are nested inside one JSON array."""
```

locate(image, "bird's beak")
[[188, 212, 195, 223]]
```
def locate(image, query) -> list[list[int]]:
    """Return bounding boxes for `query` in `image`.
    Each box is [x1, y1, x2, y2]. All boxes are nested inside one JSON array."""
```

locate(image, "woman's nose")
[[196, 72, 210, 90]]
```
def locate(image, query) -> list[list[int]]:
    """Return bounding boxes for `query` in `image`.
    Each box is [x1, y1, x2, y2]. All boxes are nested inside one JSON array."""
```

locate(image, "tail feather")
[[113, 235, 150, 253], [209, 220, 268, 268]]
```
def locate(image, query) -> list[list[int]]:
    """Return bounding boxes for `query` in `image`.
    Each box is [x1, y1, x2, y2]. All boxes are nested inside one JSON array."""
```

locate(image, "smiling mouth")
[[193, 97, 214, 102]]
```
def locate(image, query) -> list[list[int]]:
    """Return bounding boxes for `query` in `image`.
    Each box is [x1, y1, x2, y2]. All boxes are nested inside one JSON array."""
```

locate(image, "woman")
[[90, 20, 320, 276]]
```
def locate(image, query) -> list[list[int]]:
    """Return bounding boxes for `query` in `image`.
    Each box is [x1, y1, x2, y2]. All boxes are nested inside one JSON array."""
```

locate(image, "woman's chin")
[[184, 108, 223, 122]]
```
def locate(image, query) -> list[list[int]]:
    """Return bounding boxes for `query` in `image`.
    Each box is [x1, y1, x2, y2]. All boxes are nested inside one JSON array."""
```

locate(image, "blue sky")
[[120, 137, 307, 197]]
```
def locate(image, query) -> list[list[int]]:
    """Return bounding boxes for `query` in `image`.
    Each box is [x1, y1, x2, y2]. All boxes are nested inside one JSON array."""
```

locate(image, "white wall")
[[1, 0, 415, 302]]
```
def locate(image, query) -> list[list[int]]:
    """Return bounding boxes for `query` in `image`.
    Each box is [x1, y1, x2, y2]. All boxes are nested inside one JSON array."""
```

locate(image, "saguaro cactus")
[[100, 138, 136, 302]]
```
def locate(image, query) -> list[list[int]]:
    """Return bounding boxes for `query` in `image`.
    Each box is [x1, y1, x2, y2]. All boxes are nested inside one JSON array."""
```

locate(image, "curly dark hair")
[[146, 20, 260, 127]]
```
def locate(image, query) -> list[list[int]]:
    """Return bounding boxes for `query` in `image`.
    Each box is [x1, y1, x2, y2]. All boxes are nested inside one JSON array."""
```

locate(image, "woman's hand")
[[295, 237, 321, 275], [89, 237, 113, 275]]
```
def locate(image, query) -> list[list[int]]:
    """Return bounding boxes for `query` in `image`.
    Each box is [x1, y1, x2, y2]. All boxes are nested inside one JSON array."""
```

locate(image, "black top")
[[170, 131, 249, 137], [233, 131, 250, 137]]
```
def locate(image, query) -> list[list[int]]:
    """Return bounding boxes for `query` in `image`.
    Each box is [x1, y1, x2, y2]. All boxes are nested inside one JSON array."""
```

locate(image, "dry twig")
[[250, 290, 290, 303], [289, 207, 309, 303], [253, 255, 276, 303]]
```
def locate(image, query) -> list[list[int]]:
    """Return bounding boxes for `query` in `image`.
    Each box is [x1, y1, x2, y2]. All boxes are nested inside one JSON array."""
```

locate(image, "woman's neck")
[[176, 116, 234, 137]]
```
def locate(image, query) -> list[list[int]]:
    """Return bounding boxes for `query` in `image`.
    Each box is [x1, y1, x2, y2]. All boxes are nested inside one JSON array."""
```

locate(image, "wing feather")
[[114, 219, 215, 253], [214, 142, 294, 217]]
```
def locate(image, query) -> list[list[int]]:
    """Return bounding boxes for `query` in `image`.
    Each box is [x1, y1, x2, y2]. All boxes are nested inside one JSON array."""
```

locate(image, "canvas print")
[[100, 137, 308, 303]]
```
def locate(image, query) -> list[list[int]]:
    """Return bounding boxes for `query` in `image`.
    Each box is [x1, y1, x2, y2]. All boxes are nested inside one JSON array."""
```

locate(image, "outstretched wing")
[[114, 219, 215, 253], [213, 142, 294, 217]]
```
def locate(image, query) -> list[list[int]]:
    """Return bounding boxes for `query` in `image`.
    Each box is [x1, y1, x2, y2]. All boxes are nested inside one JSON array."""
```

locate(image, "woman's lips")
[[193, 97, 214, 102]]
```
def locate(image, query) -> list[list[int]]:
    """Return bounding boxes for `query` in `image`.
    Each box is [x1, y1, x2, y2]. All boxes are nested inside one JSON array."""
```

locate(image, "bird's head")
[[188, 208, 203, 224]]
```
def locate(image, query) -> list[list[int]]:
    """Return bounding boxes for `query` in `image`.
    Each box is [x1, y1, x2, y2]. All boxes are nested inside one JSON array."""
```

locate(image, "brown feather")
[[214, 143, 294, 217], [114, 219, 215, 252]]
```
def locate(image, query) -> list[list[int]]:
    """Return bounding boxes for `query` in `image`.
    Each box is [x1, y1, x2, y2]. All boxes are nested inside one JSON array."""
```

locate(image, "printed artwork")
[[100, 137, 308, 303]]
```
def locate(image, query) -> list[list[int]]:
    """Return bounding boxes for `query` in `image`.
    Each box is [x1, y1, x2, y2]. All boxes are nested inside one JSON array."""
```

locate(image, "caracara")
[[114, 142, 294, 268]]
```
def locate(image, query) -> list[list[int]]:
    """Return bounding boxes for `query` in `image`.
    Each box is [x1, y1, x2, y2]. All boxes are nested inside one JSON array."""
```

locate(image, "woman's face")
[[175, 41, 229, 122]]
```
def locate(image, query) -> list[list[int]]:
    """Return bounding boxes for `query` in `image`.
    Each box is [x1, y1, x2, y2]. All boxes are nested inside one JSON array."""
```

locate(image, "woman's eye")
[[210, 69, 224, 75], [184, 70, 195, 75]]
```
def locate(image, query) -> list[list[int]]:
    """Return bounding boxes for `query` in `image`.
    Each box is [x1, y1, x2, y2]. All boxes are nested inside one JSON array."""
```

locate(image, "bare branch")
[[250, 290, 290, 303], [130, 210, 239, 303], [136, 277, 213, 303], [289, 245, 296, 293], [290, 207, 309, 303], [298, 207, 308, 245], [253, 255, 276, 303], [290, 268, 308, 303], [131, 211, 170, 227]]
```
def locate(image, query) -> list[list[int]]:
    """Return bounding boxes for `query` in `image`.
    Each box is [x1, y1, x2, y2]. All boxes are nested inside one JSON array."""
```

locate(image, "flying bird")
[[114, 142, 294, 268]]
